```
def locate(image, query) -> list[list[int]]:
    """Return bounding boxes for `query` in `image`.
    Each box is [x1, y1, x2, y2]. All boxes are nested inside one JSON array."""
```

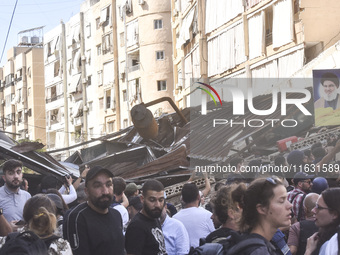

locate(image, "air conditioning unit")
[[138, 0, 145, 5]]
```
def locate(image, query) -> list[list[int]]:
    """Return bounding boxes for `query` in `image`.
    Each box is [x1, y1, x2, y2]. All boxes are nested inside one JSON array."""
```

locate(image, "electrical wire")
[[0, 0, 19, 64], [0, 116, 111, 136], [0, 0, 82, 6]]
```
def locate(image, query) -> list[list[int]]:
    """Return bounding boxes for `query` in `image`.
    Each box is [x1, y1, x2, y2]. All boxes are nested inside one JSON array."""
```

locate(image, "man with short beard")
[[63, 166, 124, 255], [125, 179, 167, 255], [315, 72, 340, 110], [0, 159, 31, 222]]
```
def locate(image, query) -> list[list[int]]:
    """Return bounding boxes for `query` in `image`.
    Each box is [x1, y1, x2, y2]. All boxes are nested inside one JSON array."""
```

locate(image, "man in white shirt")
[[112, 177, 129, 229], [160, 204, 190, 255], [173, 182, 215, 248]]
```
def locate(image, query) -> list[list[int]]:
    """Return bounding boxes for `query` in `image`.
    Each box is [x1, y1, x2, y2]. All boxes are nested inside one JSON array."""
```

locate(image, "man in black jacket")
[[63, 166, 124, 255]]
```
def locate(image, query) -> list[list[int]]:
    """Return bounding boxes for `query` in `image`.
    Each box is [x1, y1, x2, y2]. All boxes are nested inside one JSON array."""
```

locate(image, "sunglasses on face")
[[257, 177, 281, 206], [265, 177, 280, 185]]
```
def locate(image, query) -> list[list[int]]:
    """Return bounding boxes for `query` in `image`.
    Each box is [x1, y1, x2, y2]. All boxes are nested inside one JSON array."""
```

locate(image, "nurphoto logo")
[[195, 82, 222, 115]]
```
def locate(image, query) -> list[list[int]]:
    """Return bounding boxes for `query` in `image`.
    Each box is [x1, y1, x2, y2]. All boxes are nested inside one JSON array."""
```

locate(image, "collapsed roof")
[[0, 132, 72, 178], [0, 89, 316, 186]]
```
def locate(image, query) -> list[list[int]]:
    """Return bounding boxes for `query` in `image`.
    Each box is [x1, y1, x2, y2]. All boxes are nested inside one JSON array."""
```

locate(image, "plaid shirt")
[[287, 188, 306, 220]]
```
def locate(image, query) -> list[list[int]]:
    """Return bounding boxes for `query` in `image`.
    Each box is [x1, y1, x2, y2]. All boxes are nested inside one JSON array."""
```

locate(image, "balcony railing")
[[128, 64, 140, 73], [5, 82, 14, 88], [46, 93, 64, 103], [74, 116, 82, 126]]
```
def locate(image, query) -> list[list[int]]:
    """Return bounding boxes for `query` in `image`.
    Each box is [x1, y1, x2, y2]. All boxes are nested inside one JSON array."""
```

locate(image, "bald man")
[[287, 193, 319, 255]]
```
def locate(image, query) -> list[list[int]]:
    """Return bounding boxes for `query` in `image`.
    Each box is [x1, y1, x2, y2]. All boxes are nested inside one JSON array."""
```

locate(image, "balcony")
[[49, 118, 63, 131], [73, 116, 83, 126], [5, 81, 14, 88], [46, 93, 64, 103], [128, 64, 140, 73], [17, 121, 25, 132], [5, 120, 13, 127]]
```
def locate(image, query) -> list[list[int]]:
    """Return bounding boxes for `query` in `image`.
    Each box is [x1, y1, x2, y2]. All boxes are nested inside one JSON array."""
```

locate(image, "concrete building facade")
[[117, 0, 174, 124], [0, 28, 46, 143], [44, 0, 112, 156], [42, 0, 174, 159], [171, 0, 340, 108]]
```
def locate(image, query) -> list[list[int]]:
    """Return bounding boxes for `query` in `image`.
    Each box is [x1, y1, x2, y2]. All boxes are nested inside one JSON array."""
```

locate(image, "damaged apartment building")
[[172, 0, 340, 107], [0, 0, 175, 161], [43, 0, 175, 159], [3, 0, 340, 162]]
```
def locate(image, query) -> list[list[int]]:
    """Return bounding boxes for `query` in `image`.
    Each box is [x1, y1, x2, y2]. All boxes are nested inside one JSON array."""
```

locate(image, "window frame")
[[156, 51, 165, 61], [157, 80, 167, 91], [154, 19, 163, 30]]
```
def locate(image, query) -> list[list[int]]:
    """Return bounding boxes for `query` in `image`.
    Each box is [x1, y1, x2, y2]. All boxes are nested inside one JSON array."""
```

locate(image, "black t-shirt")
[[205, 227, 235, 244], [125, 212, 167, 255], [63, 202, 124, 255]]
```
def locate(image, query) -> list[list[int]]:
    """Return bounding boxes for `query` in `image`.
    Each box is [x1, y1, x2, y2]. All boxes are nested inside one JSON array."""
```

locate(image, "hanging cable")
[[0, 0, 19, 64]]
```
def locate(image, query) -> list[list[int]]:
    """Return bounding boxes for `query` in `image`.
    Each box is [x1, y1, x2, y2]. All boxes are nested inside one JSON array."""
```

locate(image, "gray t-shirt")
[[0, 185, 31, 222], [247, 233, 281, 255]]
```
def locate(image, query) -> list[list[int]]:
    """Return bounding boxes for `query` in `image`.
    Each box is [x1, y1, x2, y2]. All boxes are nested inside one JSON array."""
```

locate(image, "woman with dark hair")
[[238, 177, 292, 254], [0, 194, 72, 254], [46, 188, 69, 237], [305, 188, 340, 255]]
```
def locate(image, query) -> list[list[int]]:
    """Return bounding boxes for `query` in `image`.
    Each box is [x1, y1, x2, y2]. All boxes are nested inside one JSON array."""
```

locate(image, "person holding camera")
[[58, 174, 77, 205]]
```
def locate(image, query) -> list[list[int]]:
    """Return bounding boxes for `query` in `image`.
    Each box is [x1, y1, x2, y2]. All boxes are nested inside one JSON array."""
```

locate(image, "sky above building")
[[0, 0, 84, 66]]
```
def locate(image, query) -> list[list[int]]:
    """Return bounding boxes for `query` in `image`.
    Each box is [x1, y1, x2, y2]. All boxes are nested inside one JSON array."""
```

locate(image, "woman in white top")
[[305, 188, 340, 255]]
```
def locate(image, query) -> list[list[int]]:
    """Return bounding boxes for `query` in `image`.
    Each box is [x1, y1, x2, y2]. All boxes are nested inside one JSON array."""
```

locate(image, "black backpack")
[[0, 230, 59, 255], [190, 232, 267, 255]]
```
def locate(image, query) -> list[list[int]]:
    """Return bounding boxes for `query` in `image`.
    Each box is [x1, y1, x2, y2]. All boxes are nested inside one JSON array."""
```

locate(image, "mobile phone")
[[15, 220, 25, 225]]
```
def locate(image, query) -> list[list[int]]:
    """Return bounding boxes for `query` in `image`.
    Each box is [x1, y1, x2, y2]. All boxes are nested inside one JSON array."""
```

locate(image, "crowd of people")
[[0, 134, 340, 254]]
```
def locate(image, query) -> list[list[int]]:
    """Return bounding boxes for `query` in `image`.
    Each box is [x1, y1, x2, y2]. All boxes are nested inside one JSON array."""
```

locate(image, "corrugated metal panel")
[[175, 89, 314, 162]]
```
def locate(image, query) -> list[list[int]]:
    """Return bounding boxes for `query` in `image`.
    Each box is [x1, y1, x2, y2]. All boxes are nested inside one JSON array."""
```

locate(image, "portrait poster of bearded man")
[[313, 69, 340, 126]]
